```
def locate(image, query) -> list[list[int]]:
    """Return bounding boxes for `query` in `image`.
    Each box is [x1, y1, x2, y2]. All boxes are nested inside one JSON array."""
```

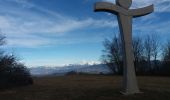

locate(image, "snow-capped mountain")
[[29, 64, 113, 76]]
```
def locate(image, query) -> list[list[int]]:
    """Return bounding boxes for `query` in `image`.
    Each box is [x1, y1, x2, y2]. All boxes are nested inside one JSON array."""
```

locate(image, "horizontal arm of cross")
[[94, 2, 129, 15], [129, 5, 154, 18]]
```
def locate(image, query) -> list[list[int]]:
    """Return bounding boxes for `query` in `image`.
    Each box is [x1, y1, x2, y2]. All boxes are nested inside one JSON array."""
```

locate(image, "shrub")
[[0, 55, 33, 89]]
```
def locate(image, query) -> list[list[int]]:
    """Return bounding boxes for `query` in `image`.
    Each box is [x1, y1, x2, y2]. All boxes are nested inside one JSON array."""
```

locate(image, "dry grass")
[[0, 75, 170, 100]]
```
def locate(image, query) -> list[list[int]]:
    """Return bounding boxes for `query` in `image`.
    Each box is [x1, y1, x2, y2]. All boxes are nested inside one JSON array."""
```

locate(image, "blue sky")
[[0, 0, 170, 67]]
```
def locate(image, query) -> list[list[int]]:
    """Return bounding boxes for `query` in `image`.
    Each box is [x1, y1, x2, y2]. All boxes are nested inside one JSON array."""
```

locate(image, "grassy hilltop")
[[0, 75, 170, 100]]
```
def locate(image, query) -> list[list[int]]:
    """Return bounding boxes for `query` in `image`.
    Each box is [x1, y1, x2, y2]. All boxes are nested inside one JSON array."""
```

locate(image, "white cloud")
[[0, 0, 116, 47], [7, 35, 51, 47], [134, 20, 170, 34], [79, 60, 101, 65], [101, 0, 170, 36], [0, 14, 115, 47], [103, 0, 170, 12], [0, 0, 169, 47]]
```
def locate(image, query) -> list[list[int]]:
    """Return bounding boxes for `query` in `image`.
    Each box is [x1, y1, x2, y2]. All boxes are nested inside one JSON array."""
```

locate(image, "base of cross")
[[120, 90, 143, 95]]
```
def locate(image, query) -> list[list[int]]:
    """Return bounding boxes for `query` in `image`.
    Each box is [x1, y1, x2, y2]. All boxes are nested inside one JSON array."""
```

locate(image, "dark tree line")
[[0, 34, 33, 89], [102, 34, 170, 76]]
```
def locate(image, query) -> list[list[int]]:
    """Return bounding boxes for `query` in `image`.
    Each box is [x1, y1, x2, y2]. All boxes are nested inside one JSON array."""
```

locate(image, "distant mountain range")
[[29, 64, 113, 76]]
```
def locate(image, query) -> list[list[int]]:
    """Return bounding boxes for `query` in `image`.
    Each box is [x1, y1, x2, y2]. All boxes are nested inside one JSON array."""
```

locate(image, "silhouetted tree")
[[102, 34, 123, 74], [102, 34, 165, 76], [132, 36, 145, 73], [151, 34, 161, 73], [0, 34, 33, 89], [163, 41, 170, 61], [143, 35, 153, 72], [162, 40, 170, 75]]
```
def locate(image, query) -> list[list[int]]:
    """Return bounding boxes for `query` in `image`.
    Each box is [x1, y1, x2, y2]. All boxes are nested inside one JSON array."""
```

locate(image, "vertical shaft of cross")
[[94, 1, 153, 95], [118, 14, 140, 94]]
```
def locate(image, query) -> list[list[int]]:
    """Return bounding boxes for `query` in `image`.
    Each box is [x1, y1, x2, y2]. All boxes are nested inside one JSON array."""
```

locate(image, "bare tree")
[[0, 34, 33, 88], [162, 40, 170, 61], [132, 36, 144, 72], [142, 34, 161, 73], [102, 34, 123, 74], [151, 34, 160, 70], [102, 33, 169, 76], [162, 40, 170, 75], [143, 35, 153, 71]]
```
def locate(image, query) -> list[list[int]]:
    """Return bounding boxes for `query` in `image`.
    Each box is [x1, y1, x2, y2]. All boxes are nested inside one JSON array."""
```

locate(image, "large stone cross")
[[94, 0, 154, 95]]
